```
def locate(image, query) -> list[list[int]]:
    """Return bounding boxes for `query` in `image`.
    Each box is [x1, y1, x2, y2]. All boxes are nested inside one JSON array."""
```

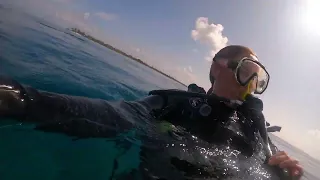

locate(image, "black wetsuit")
[[0, 77, 283, 180]]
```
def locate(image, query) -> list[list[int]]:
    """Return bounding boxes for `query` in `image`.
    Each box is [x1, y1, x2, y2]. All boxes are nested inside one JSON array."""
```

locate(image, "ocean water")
[[0, 4, 319, 180]]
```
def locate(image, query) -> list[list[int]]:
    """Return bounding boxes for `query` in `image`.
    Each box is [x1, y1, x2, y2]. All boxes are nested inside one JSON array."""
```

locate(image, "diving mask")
[[227, 57, 270, 94]]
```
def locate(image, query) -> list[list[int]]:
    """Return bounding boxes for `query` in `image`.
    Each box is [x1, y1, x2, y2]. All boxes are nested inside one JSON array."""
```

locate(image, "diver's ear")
[[214, 58, 228, 68]]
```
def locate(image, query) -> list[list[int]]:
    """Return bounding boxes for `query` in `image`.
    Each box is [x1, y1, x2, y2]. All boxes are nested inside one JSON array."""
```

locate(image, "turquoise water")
[[0, 5, 184, 180], [0, 4, 320, 180]]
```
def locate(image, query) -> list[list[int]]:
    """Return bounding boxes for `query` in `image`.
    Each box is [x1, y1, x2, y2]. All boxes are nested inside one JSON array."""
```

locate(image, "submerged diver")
[[0, 45, 303, 179]]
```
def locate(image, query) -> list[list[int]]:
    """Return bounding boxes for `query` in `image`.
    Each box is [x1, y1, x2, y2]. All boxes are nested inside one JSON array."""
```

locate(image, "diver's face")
[[213, 53, 258, 99]]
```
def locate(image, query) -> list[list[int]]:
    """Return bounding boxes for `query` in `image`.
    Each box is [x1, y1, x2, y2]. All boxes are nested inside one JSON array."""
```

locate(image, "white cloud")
[[307, 129, 320, 139], [191, 17, 228, 61], [94, 12, 117, 21]]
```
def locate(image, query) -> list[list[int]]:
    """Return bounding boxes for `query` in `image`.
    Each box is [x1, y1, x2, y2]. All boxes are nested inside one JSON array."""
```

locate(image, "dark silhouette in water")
[[0, 76, 293, 179]]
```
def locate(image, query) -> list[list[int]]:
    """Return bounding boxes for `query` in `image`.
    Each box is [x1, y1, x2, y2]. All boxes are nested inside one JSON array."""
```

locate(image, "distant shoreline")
[[69, 28, 187, 87]]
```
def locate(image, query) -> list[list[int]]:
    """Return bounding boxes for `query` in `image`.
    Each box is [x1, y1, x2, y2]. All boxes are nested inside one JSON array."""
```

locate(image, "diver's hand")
[[268, 151, 303, 178], [0, 76, 27, 117]]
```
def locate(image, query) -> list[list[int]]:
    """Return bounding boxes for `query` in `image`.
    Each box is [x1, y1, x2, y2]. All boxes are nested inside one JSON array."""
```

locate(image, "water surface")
[[0, 4, 319, 180]]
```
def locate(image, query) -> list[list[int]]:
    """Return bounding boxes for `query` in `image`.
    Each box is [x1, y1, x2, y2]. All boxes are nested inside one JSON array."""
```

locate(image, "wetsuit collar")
[[208, 92, 244, 108]]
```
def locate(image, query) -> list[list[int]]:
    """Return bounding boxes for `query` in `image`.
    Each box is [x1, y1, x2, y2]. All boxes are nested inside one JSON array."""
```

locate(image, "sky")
[[3, 0, 320, 160]]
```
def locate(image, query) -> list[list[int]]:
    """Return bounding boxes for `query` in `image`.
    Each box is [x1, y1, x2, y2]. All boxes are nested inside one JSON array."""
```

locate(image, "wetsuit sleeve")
[[0, 76, 165, 138], [22, 86, 166, 123]]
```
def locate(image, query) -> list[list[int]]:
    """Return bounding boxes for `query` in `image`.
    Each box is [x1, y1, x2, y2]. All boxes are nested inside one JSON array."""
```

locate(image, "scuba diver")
[[208, 45, 301, 175], [0, 45, 303, 179]]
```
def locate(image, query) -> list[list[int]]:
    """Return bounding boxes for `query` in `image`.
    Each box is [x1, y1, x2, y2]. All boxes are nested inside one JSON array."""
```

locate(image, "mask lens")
[[237, 59, 269, 94], [256, 70, 269, 94]]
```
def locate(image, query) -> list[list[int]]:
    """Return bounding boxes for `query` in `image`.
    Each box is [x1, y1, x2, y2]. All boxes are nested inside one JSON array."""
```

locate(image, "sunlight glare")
[[302, 0, 320, 35]]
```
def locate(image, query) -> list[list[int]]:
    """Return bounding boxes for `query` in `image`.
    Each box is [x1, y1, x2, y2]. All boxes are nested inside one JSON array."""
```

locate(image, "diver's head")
[[209, 45, 269, 101]]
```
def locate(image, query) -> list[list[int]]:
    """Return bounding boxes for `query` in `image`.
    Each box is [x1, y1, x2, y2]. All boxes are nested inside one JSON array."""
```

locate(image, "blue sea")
[[0, 3, 319, 180]]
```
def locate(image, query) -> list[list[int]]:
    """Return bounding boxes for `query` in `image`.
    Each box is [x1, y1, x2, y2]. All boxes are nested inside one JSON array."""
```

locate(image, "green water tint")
[[0, 120, 141, 180], [156, 121, 175, 133], [0, 120, 180, 180]]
